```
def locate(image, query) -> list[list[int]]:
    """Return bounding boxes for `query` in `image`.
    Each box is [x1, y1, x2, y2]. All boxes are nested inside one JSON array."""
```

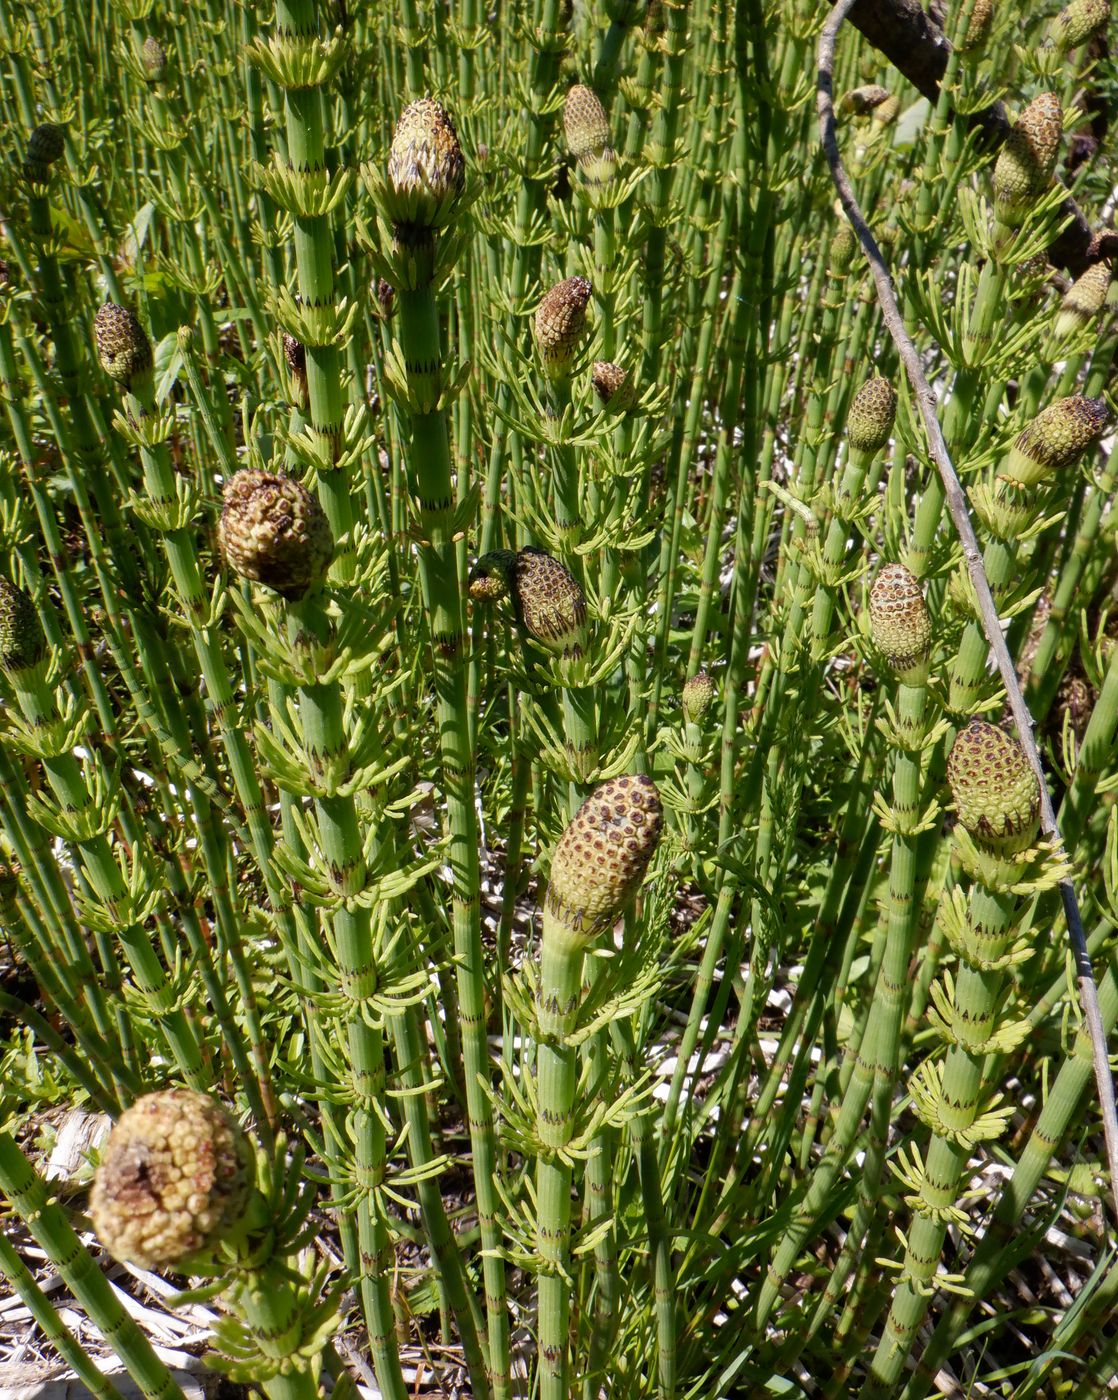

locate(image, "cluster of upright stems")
[[4, 1, 1118, 1397]]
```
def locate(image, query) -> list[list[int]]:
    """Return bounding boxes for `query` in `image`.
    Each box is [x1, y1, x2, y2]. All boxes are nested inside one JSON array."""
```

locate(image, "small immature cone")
[[869, 564, 932, 684], [1053, 261, 1111, 339], [946, 720, 1041, 859], [90, 1090, 252, 1269], [545, 774, 662, 941], [682, 671, 715, 722], [0, 578, 45, 675], [510, 547, 588, 657], [94, 303, 154, 390], [23, 123, 65, 185], [591, 360, 635, 411], [992, 93, 1062, 226], [961, 0, 995, 51], [829, 222, 857, 276], [218, 470, 333, 599], [1048, 0, 1109, 49], [375, 277, 396, 318], [282, 331, 308, 410], [27, 123, 65, 165], [840, 84, 891, 116], [846, 376, 897, 455], [386, 98, 465, 231], [1000, 394, 1109, 488], [535, 276, 592, 381], [468, 549, 516, 603], [141, 35, 168, 81]]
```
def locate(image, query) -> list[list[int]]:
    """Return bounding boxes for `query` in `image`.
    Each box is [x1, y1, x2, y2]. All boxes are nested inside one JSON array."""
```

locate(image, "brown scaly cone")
[[999, 394, 1109, 488], [961, 0, 995, 51], [946, 720, 1041, 860], [510, 547, 588, 657], [846, 376, 897, 456], [218, 470, 333, 599], [90, 1090, 253, 1269], [93, 303, 154, 391], [385, 98, 465, 233], [591, 360, 635, 412], [869, 564, 932, 684], [992, 92, 1062, 226], [544, 774, 663, 941], [535, 276, 592, 381], [0, 577, 45, 676]]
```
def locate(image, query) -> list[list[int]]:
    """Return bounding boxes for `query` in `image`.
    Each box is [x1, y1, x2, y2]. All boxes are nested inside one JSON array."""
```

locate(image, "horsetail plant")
[[532, 774, 662, 1400], [7, 2, 1118, 1396], [866, 721, 1055, 1391]]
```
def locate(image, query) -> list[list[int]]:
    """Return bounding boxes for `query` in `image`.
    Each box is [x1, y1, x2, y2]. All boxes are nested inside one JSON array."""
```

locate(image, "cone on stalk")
[[946, 720, 1041, 859], [90, 1090, 253, 1269], [544, 774, 663, 942], [846, 376, 897, 456], [535, 277, 593, 381], [218, 470, 333, 599], [992, 93, 1062, 225], [93, 303, 154, 392], [869, 564, 932, 684], [0, 578, 45, 677]]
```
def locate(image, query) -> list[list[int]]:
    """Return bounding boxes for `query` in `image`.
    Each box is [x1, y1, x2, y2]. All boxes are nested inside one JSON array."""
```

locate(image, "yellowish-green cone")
[[992, 92, 1062, 225], [1000, 394, 1109, 488], [1053, 261, 1111, 339], [682, 671, 715, 722], [869, 563, 932, 683], [1048, 0, 1109, 50], [946, 720, 1041, 859], [846, 377, 897, 455], [90, 1090, 253, 1270]]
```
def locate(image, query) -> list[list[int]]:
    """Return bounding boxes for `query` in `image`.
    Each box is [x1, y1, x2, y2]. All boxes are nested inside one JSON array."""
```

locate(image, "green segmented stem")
[[118, 372, 295, 937], [904, 944, 1118, 1398], [1026, 436, 1118, 719], [809, 677, 931, 1341], [4, 664, 207, 1087], [394, 271, 511, 1399], [273, 0, 352, 561], [535, 922, 586, 1400], [0, 1231, 126, 1400], [0, 1133, 187, 1400], [281, 597, 408, 1400], [864, 879, 1022, 1392]]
